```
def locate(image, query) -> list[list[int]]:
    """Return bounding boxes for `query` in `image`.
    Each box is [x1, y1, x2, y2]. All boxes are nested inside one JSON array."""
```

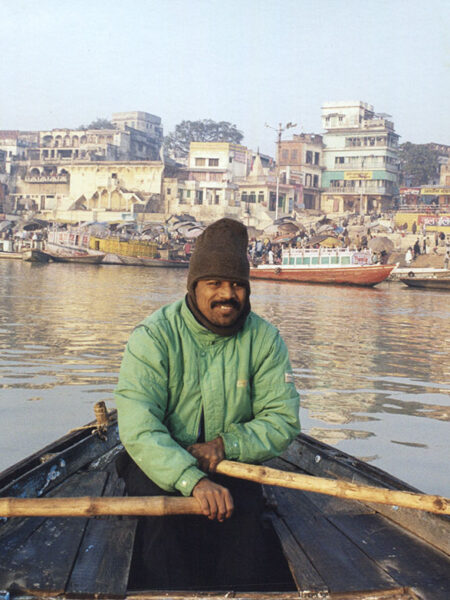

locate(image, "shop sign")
[[418, 215, 450, 227], [344, 171, 373, 180], [421, 187, 450, 195], [400, 187, 420, 195]]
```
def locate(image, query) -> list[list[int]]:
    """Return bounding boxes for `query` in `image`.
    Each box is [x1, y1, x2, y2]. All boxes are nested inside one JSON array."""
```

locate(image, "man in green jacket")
[[115, 218, 300, 590]]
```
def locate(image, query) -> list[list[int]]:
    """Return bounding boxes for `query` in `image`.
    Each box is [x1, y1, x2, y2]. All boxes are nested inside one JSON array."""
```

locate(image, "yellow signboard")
[[421, 188, 450, 195], [344, 171, 373, 180]]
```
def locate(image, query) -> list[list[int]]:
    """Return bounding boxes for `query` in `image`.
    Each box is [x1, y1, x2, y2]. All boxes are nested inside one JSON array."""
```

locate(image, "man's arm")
[[221, 331, 300, 464], [115, 325, 205, 497]]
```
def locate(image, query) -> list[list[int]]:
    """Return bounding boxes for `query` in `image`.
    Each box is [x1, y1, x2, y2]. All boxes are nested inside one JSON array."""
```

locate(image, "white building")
[[321, 101, 399, 214]]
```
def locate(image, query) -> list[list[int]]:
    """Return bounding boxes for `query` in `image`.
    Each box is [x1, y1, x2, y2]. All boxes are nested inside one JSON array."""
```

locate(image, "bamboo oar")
[[1, 461, 449, 518], [216, 460, 450, 515], [0, 496, 203, 518]]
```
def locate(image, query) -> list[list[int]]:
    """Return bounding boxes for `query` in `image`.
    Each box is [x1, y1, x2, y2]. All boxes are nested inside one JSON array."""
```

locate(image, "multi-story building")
[[0, 131, 32, 174], [234, 153, 295, 229], [278, 133, 324, 210], [163, 142, 297, 227], [112, 111, 164, 160], [2, 111, 164, 214], [186, 141, 250, 207], [320, 101, 399, 214]]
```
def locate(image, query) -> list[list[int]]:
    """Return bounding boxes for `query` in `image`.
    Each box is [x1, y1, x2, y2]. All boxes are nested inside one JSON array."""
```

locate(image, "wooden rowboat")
[[21, 248, 51, 263], [46, 251, 105, 264], [1, 407, 449, 599], [400, 274, 450, 290]]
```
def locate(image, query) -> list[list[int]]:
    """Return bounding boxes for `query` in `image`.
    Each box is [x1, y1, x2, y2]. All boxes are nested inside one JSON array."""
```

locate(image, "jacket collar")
[[181, 296, 248, 344]]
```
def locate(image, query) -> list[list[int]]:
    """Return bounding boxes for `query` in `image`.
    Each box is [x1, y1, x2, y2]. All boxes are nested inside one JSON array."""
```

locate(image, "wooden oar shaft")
[[216, 460, 450, 515], [0, 496, 203, 518]]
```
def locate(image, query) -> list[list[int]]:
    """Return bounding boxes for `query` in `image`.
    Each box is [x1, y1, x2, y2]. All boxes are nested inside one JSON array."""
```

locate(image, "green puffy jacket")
[[115, 298, 300, 496]]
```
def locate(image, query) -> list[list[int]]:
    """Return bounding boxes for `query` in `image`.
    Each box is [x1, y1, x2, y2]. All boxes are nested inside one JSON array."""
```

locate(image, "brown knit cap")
[[187, 218, 249, 292]]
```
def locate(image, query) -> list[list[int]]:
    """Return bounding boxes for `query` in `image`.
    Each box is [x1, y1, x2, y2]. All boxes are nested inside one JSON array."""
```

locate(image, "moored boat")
[[47, 229, 188, 268], [251, 247, 396, 286], [1, 405, 448, 599], [401, 273, 450, 290], [21, 248, 51, 263], [46, 251, 105, 264]]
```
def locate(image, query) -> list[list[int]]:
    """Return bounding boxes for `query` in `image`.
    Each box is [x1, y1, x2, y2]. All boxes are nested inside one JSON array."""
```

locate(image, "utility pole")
[[265, 122, 297, 220]]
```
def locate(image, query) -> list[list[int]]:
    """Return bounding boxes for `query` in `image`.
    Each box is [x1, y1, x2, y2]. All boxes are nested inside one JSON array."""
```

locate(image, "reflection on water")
[[1, 260, 449, 495]]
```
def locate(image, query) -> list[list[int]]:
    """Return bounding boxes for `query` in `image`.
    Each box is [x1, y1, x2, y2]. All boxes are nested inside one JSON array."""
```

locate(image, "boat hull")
[[47, 252, 105, 264], [102, 252, 189, 267], [401, 276, 450, 290], [22, 248, 51, 263], [0, 251, 22, 259], [250, 263, 395, 286], [0, 410, 449, 598]]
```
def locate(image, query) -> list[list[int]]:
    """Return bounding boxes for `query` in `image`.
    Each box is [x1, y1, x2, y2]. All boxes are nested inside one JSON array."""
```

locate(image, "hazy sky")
[[1, 0, 449, 155]]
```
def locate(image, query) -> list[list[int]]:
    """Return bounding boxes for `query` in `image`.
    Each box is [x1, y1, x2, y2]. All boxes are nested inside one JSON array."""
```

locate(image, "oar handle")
[[0, 496, 202, 518], [216, 460, 450, 515]]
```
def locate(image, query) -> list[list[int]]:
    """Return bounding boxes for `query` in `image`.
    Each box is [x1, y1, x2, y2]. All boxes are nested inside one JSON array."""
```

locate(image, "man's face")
[[195, 279, 247, 327]]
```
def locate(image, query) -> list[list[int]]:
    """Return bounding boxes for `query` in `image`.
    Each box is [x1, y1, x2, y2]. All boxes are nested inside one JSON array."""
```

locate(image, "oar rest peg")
[[93, 401, 110, 435]]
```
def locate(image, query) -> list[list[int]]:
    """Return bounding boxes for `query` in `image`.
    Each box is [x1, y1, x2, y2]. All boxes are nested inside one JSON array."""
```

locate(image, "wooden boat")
[[47, 229, 188, 268], [400, 273, 450, 290], [102, 253, 189, 268], [250, 248, 396, 287], [46, 251, 105, 264], [21, 248, 51, 263], [0, 250, 22, 259], [1, 406, 449, 599]]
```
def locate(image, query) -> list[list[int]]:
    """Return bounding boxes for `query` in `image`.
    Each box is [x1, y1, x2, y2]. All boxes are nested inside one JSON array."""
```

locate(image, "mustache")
[[211, 299, 241, 310]]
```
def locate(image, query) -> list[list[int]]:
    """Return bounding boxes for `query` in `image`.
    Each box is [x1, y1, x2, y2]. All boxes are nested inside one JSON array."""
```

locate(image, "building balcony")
[[24, 175, 69, 183]]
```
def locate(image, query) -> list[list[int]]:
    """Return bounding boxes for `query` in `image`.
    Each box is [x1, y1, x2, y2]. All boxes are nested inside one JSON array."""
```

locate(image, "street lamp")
[[265, 122, 297, 220]]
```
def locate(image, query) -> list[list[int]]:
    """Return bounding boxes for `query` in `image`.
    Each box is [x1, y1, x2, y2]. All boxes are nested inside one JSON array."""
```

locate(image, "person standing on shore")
[[115, 218, 300, 590]]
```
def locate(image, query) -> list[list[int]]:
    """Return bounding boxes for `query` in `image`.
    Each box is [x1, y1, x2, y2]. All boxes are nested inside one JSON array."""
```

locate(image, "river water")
[[1, 259, 449, 496]]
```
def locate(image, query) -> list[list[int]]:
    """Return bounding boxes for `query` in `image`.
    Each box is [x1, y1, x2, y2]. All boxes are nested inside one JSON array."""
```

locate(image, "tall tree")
[[398, 142, 441, 186], [164, 119, 244, 158], [78, 118, 115, 130]]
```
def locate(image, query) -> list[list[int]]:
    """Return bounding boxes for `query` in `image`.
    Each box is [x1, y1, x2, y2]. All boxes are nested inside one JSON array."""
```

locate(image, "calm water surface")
[[1, 260, 449, 495]]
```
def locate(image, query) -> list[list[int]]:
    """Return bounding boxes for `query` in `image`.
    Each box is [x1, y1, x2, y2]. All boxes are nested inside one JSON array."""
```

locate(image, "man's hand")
[[192, 478, 234, 521], [187, 436, 225, 472]]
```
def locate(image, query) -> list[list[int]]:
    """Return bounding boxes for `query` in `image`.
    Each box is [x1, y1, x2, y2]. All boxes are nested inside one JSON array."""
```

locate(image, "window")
[[291, 149, 297, 161], [335, 157, 345, 164], [195, 158, 206, 166], [314, 152, 320, 165], [282, 150, 289, 160], [249, 192, 256, 203], [313, 175, 319, 187], [208, 158, 219, 166], [167, 188, 171, 195], [306, 151, 313, 164], [186, 190, 191, 198], [258, 191, 264, 203]]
